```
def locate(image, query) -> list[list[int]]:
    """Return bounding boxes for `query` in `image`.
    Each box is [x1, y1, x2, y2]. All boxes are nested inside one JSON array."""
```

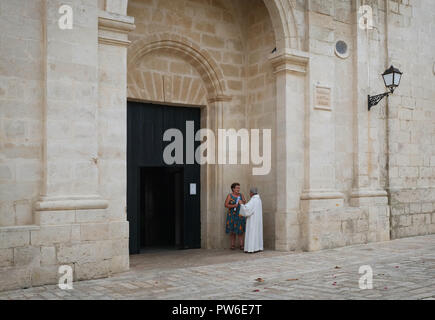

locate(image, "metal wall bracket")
[[368, 92, 390, 111]]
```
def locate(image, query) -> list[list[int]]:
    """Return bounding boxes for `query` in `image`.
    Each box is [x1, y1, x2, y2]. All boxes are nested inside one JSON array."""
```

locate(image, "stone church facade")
[[0, 0, 434, 291]]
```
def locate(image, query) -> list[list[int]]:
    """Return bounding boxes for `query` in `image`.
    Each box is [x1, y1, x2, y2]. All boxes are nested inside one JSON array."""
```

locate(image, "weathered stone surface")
[[109, 221, 129, 240], [56, 240, 112, 264], [40, 246, 56, 266], [0, 230, 30, 249], [80, 223, 110, 241], [13, 246, 40, 267], [112, 239, 128, 257], [111, 254, 129, 273], [31, 265, 60, 287], [0, 266, 32, 291], [30, 226, 72, 246], [34, 210, 75, 226], [0, 249, 13, 267], [74, 260, 111, 281], [75, 209, 108, 223]]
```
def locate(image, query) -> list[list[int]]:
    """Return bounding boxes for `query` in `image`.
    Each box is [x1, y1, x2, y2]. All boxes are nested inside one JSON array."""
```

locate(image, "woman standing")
[[224, 182, 246, 250]]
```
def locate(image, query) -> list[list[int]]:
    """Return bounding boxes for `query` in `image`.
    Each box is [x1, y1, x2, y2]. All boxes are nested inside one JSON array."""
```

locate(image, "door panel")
[[127, 102, 201, 254]]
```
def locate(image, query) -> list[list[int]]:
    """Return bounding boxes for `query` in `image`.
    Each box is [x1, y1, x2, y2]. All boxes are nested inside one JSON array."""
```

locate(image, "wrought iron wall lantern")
[[368, 65, 403, 111]]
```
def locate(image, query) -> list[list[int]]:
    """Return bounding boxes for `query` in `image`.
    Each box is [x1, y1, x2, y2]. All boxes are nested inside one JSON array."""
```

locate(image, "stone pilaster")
[[349, 0, 389, 242], [24, 0, 134, 287], [269, 49, 309, 251], [300, 4, 344, 214], [350, 0, 388, 204], [37, 0, 105, 211], [97, 5, 134, 273], [205, 95, 232, 249]]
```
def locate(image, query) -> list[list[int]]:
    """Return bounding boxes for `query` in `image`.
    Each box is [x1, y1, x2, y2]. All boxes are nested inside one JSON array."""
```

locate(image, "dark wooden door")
[[127, 101, 201, 254]]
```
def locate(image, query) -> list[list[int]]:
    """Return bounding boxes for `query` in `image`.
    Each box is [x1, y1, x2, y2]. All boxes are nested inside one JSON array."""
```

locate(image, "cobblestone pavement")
[[1, 235, 435, 300]]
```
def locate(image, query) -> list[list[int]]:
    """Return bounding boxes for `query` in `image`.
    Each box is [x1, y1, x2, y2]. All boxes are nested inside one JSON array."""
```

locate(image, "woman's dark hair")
[[231, 182, 240, 191]]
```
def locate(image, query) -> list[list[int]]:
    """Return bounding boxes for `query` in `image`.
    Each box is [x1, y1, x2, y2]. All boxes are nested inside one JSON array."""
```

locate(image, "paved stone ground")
[[1, 235, 435, 300]]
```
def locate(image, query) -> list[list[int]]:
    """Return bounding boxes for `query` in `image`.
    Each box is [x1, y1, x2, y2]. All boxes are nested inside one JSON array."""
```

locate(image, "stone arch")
[[123, 0, 301, 52], [124, 0, 304, 251], [127, 33, 228, 101], [262, 0, 301, 51], [214, 0, 301, 51]]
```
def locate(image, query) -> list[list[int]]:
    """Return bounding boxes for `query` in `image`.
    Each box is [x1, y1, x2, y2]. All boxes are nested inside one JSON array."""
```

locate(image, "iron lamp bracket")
[[368, 91, 391, 111]]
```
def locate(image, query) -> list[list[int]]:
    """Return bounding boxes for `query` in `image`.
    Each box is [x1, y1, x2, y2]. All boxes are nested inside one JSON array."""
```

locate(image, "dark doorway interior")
[[140, 167, 184, 250]]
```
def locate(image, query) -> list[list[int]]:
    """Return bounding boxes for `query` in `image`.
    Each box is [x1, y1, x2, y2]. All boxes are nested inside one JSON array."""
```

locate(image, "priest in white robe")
[[238, 187, 263, 253]]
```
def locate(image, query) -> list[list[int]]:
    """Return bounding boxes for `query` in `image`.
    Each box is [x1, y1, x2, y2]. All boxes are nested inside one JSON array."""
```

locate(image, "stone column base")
[[274, 210, 302, 252], [299, 189, 390, 251], [350, 189, 390, 243], [350, 189, 388, 207], [0, 196, 129, 292], [34, 195, 109, 211], [301, 190, 345, 212]]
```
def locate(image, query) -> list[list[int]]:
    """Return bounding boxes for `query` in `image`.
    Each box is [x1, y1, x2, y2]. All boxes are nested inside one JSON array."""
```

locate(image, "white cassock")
[[239, 195, 263, 253]]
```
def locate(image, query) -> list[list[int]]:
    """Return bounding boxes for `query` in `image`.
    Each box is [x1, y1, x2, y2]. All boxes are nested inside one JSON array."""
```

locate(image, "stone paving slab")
[[0, 235, 434, 300]]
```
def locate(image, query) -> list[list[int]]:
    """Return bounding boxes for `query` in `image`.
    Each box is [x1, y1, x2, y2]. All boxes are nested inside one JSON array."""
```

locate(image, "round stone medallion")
[[335, 40, 349, 59]]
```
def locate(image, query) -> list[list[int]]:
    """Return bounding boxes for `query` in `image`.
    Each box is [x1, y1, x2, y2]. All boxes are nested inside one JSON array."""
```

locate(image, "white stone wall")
[[0, 0, 132, 291], [0, 0, 44, 227], [385, 0, 435, 238], [298, 0, 433, 250], [244, 0, 277, 249]]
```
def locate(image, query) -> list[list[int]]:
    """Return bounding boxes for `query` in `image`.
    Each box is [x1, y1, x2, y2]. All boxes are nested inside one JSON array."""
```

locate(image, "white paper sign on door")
[[190, 183, 196, 195]]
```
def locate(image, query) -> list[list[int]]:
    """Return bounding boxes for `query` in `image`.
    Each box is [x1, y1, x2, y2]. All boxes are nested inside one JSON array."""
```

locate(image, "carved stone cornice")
[[98, 10, 135, 47], [98, 14, 136, 33], [34, 195, 109, 211], [300, 190, 345, 200], [207, 95, 233, 104], [350, 189, 388, 198], [269, 49, 310, 74], [98, 36, 129, 47]]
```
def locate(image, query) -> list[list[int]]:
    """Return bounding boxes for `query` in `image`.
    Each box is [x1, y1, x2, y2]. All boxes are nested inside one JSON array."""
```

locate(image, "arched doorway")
[[125, 0, 297, 251]]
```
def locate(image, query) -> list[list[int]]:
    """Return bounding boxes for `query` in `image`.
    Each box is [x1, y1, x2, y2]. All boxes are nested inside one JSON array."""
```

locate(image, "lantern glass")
[[394, 72, 401, 86], [383, 73, 394, 87], [382, 65, 403, 92]]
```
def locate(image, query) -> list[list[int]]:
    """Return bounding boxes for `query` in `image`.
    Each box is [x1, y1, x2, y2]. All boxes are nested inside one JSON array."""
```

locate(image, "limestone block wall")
[[0, 0, 132, 292], [128, 51, 208, 105], [0, 211, 128, 291], [98, 12, 133, 273], [331, 0, 354, 197], [0, 0, 44, 227], [243, 1, 277, 249], [385, 0, 435, 238], [303, 205, 390, 251], [300, 0, 434, 251], [301, 0, 385, 250]]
